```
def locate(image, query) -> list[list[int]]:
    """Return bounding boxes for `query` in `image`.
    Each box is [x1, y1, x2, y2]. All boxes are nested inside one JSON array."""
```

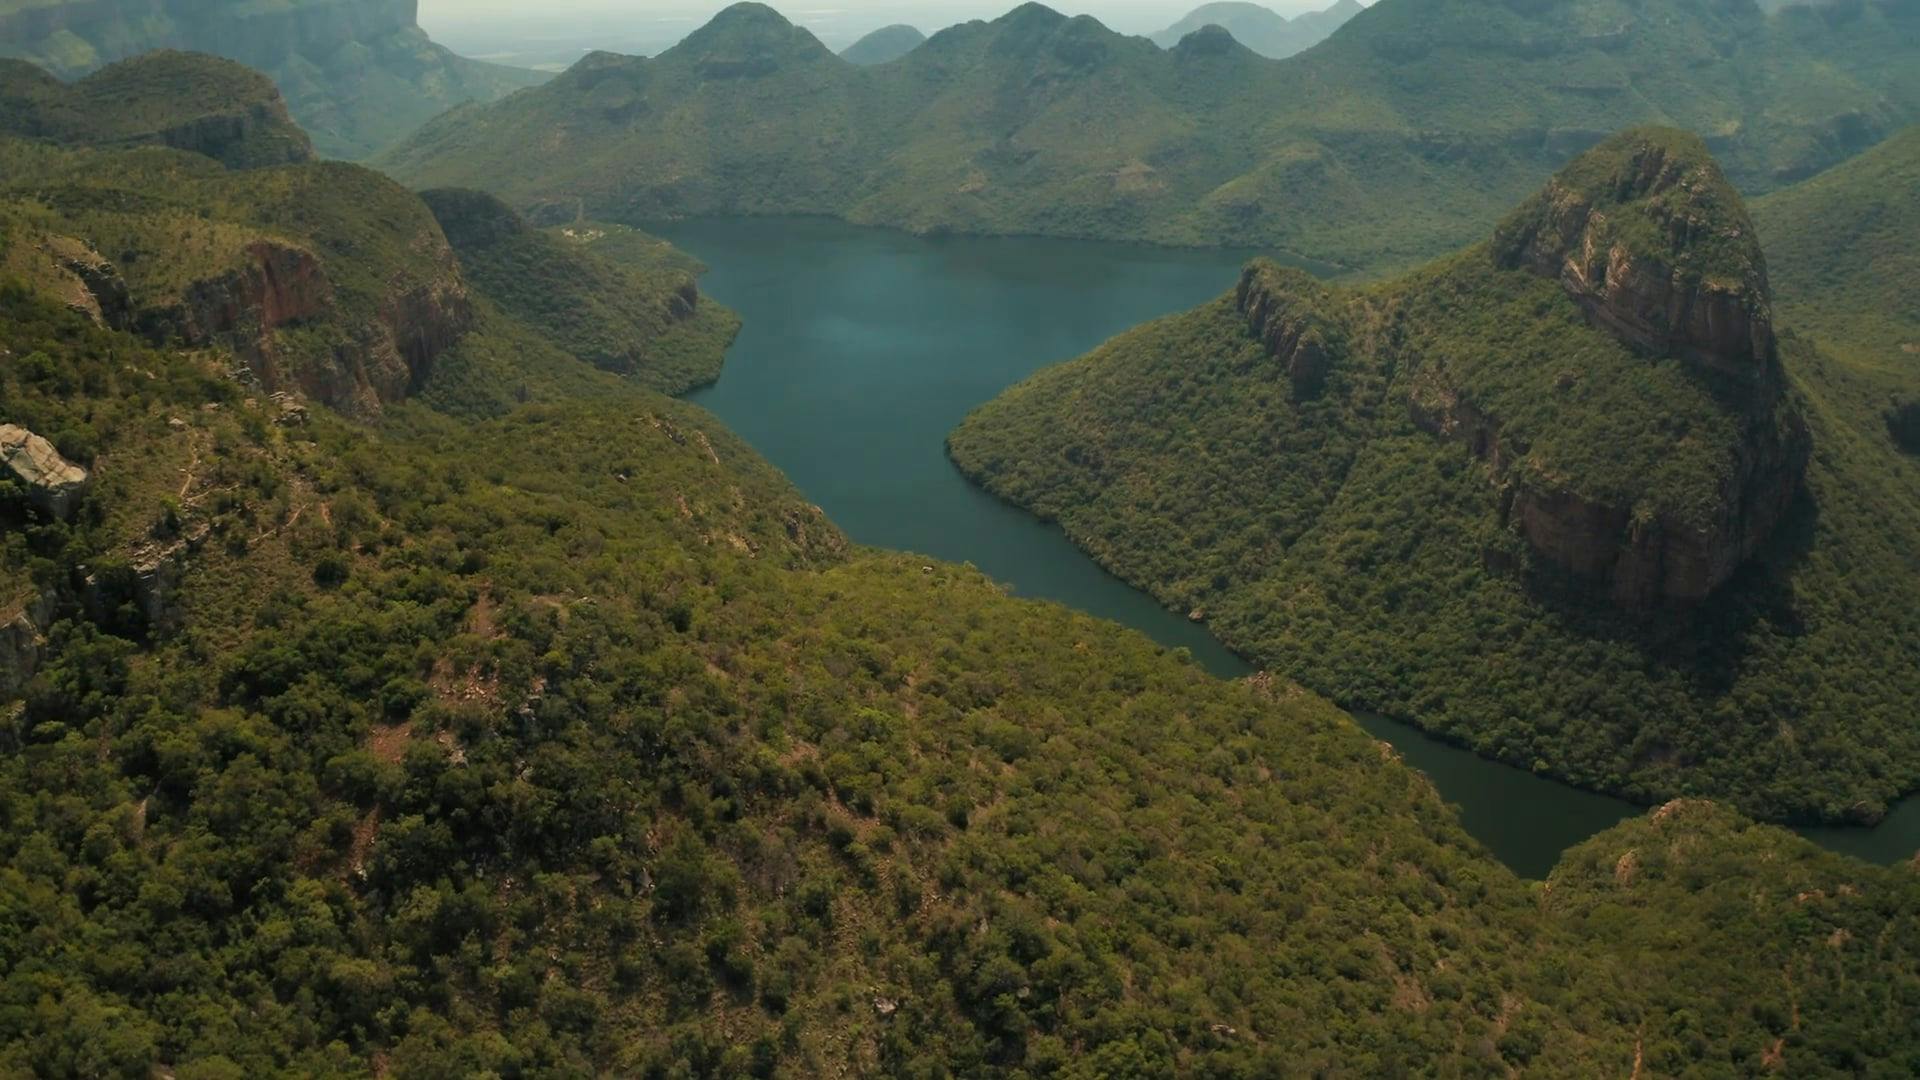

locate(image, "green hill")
[[950, 128, 1920, 823], [1755, 124, 1920, 368], [3, 64, 1920, 1080], [376, 0, 1920, 270], [0, 0, 546, 158], [840, 23, 926, 65], [419, 190, 738, 395], [0, 51, 312, 167]]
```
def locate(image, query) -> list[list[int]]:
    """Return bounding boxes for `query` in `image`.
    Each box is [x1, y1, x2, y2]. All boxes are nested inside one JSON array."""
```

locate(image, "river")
[[658, 215, 1920, 880]]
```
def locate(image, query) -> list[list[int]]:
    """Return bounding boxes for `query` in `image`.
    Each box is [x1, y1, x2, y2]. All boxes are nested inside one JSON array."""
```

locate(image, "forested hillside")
[[376, 0, 1920, 269], [0, 0, 544, 158], [951, 129, 1920, 822], [4, 36, 1920, 1080]]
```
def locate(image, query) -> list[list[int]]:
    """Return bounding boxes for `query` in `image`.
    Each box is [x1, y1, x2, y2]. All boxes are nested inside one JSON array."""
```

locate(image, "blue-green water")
[[659, 215, 1920, 880]]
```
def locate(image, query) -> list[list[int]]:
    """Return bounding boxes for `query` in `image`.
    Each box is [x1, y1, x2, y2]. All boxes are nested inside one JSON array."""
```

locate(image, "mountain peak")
[[841, 24, 927, 65], [1171, 23, 1255, 59], [672, 2, 835, 75], [994, 2, 1071, 32], [1493, 127, 1775, 376]]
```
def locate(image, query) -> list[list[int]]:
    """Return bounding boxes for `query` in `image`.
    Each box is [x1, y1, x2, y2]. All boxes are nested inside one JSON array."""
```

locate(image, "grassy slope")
[[375, 0, 1920, 271], [949, 131, 1920, 822]]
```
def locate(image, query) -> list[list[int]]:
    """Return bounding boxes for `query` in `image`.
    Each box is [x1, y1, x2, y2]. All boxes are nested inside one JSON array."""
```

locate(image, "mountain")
[[5, 49, 1920, 1080], [840, 23, 926, 65], [949, 128, 1920, 822], [0, 52, 731, 418], [375, 0, 1920, 270], [1148, 0, 1361, 59], [1754, 125, 1920, 367], [0, 0, 547, 158], [0, 51, 313, 167], [1754, 123, 1920, 459]]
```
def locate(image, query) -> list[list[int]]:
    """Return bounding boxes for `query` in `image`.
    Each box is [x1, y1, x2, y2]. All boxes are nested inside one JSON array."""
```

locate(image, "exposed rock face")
[[144, 94, 314, 168], [0, 593, 56, 700], [82, 524, 206, 638], [1236, 260, 1343, 399], [1492, 129, 1778, 389], [0, 424, 88, 520], [1407, 368, 1806, 608], [138, 239, 472, 415], [1513, 445, 1803, 609], [668, 280, 700, 321], [38, 234, 132, 328], [1439, 130, 1812, 608]]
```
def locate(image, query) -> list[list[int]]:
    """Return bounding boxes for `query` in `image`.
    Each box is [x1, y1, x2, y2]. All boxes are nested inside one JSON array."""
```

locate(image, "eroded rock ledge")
[[1235, 260, 1344, 400], [1491, 129, 1777, 388], [1457, 130, 1807, 608], [137, 239, 472, 416]]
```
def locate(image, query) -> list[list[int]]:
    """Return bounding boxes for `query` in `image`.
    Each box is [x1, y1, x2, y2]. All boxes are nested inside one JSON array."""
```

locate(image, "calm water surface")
[[659, 216, 1919, 879]]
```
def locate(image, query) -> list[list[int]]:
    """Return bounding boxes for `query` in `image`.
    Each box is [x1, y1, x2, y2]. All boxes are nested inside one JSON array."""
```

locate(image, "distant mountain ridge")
[[0, 51, 313, 168], [1149, 0, 1363, 59], [377, 0, 1920, 270], [0, 0, 546, 158], [841, 23, 926, 65]]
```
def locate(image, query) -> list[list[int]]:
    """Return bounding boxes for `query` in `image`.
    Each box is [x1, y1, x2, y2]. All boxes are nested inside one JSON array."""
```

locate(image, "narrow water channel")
[[658, 216, 1920, 879]]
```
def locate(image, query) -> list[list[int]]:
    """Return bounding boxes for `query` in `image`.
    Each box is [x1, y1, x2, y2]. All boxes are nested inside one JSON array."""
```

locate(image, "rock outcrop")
[[1492, 128, 1778, 390], [0, 425, 88, 520], [1236, 260, 1344, 400], [1439, 129, 1810, 608], [0, 592, 56, 700], [136, 237, 471, 416], [34, 233, 133, 328]]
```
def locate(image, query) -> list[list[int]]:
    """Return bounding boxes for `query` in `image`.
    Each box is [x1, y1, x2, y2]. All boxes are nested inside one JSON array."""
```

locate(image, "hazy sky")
[[420, 0, 1351, 50]]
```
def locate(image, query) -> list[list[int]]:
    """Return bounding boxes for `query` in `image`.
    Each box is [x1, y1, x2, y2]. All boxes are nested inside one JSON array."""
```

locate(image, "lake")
[[659, 215, 1920, 880]]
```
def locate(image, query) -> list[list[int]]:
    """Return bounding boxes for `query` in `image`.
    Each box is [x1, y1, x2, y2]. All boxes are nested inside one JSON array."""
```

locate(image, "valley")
[[1, 1, 1918, 1076]]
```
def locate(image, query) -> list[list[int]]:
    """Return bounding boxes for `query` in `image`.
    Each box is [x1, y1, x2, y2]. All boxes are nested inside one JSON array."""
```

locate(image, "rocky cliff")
[[1235, 260, 1344, 399], [1438, 130, 1812, 608], [1492, 128, 1778, 389], [139, 237, 472, 415]]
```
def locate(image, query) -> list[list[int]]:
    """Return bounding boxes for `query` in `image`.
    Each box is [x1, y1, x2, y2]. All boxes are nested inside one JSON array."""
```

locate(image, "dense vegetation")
[[0, 0, 544, 159], [950, 130, 1920, 823], [0, 51, 312, 167], [2, 63, 1918, 1077], [10, 258, 1919, 1073], [376, 0, 1920, 269], [419, 190, 739, 395]]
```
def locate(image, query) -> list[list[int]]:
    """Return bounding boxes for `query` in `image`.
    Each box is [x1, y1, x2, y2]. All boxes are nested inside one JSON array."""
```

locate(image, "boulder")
[[0, 424, 88, 520]]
